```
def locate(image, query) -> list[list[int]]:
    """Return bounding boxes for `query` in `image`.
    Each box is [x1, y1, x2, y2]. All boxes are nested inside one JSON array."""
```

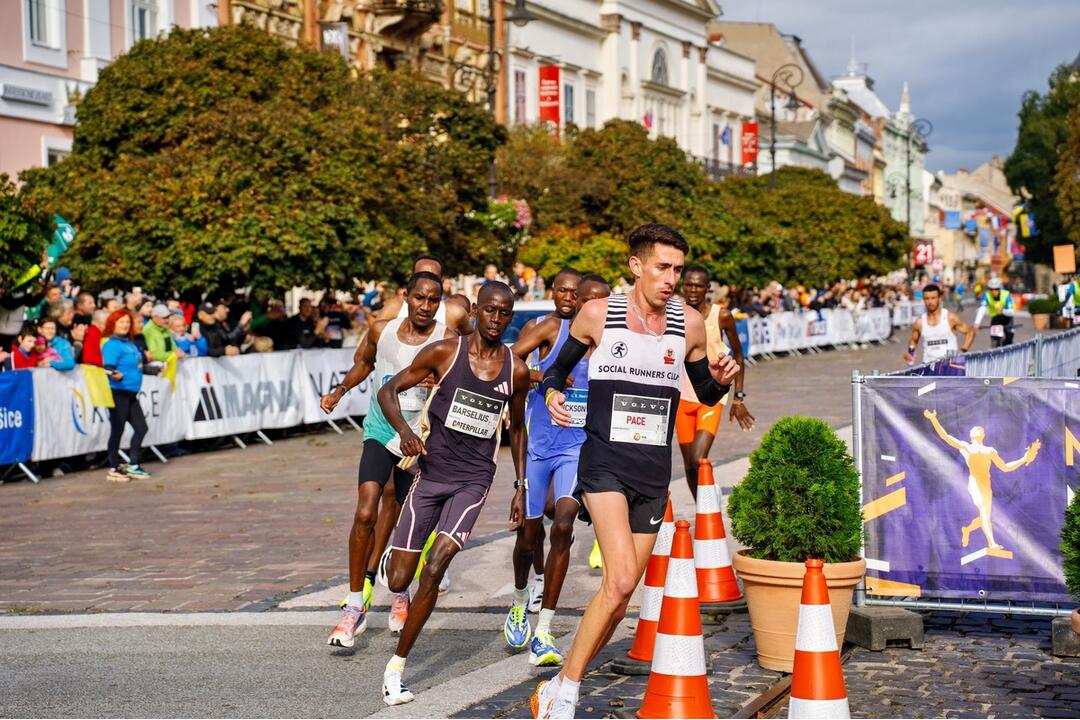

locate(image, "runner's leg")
[[368, 480, 399, 578], [393, 534, 461, 658], [541, 497, 579, 612]]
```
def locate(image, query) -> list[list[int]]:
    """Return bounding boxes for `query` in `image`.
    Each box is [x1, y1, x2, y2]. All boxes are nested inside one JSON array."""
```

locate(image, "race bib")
[[990, 324, 1005, 338], [553, 387, 588, 428], [446, 388, 504, 438], [926, 338, 948, 347], [385, 374, 430, 413], [609, 393, 670, 446]]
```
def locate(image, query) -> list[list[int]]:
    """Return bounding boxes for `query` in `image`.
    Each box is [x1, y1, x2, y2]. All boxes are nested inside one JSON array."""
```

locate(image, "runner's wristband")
[[541, 335, 589, 396], [685, 356, 730, 406]]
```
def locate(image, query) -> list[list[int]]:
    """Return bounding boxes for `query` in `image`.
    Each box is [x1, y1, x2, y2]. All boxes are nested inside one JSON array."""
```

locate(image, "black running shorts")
[[358, 439, 415, 505], [573, 473, 667, 535]]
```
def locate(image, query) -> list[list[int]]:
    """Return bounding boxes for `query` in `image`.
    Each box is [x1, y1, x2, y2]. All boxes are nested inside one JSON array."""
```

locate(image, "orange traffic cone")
[[613, 496, 674, 676], [637, 520, 715, 719], [693, 459, 743, 611], [788, 559, 849, 719]]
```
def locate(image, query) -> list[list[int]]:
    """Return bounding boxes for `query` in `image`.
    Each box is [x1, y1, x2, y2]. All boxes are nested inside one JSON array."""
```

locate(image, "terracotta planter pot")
[[732, 550, 866, 672], [1072, 608, 1080, 637], [1033, 313, 1050, 331]]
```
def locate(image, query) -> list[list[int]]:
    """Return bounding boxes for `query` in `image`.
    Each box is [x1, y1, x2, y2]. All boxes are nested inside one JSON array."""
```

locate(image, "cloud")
[[721, 0, 1080, 171]]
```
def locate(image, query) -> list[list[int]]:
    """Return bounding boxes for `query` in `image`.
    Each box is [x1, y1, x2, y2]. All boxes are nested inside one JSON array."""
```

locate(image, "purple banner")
[[860, 377, 1076, 603]]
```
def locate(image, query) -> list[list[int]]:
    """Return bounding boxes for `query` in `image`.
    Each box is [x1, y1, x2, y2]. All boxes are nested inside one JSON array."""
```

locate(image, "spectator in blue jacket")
[[36, 317, 76, 371], [101, 309, 151, 483], [169, 312, 208, 357]]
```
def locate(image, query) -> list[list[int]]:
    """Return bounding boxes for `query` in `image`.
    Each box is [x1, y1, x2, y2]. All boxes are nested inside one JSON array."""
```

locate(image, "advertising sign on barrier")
[[31, 368, 183, 461], [734, 319, 750, 356], [0, 372, 34, 464], [300, 348, 372, 424], [859, 376, 1075, 603], [179, 352, 305, 440]]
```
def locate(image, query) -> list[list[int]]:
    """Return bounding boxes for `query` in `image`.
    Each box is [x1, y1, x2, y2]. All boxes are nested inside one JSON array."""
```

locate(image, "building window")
[[563, 84, 574, 127], [131, 0, 159, 43], [47, 148, 70, 166], [651, 49, 668, 86], [514, 70, 526, 125], [28, 0, 51, 45], [585, 89, 596, 129]]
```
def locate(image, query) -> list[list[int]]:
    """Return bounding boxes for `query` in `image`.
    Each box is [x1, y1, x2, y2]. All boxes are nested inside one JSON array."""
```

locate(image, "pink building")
[[1, 0, 215, 179]]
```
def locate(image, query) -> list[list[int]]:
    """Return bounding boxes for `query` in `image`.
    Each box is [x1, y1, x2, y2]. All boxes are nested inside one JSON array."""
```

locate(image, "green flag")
[[47, 215, 75, 265]]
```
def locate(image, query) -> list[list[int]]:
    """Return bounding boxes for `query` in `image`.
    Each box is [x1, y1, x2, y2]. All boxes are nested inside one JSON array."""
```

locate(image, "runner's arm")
[[377, 339, 457, 456], [973, 297, 988, 326], [950, 314, 975, 353], [507, 357, 530, 530], [684, 305, 737, 405], [542, 300, 603, 426], [905, 318, 922, 361], [323, 321, 381, 413], [510, 316, 557, 383], [717, 308, 755, 430]]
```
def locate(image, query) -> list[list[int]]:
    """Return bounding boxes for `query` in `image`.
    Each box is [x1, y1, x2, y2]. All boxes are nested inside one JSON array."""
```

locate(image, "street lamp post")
[[768, 63, 803, 190], [904, 118, 932, 237]]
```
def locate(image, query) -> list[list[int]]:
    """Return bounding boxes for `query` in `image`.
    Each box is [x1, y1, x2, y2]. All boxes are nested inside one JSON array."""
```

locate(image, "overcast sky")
[[720, 0, 1080, 173]]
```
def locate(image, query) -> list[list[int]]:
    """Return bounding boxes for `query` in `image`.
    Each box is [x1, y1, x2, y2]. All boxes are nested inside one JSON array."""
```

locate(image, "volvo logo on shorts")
[[611, 341, 628, 358]]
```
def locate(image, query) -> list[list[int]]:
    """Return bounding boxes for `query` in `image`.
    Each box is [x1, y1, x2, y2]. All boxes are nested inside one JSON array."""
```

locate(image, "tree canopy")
[[0, 174, 49, 289], [1055, 102, 1080, 249], [21, 25, 502, 295], [1004, 61, 1080, 263]]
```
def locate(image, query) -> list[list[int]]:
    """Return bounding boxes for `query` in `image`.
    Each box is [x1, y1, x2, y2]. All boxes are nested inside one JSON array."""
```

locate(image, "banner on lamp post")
[[538, 65, 560, 129], [740, 121, 759, 167]]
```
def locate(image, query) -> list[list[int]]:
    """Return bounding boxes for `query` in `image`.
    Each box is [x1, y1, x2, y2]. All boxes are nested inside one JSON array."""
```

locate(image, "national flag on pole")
[[720, 125, 732, 146], [643, 110, 654, 129]]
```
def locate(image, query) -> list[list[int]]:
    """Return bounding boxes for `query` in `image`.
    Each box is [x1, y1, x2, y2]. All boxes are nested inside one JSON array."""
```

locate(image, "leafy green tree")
[[1055, 103, 1080, 251], [518, 225, 627, 285], [21, 25, 500, 295], [1004, 62, 1080, 263], [0, 174, 49, 289]]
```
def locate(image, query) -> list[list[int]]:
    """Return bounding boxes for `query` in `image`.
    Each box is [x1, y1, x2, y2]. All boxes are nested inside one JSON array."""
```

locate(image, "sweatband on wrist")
[[542, 335, 588, 395], [685, 356, 730, 406]]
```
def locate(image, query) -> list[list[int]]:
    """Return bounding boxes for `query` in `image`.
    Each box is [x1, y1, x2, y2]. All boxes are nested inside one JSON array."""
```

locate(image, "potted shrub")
[[1025, 297, 1061, 331], [728, 416, 865, 672], [1062, 487, 1080, 636]]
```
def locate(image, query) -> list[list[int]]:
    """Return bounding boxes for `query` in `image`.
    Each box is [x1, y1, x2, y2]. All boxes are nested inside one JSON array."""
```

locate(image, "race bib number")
[[385, 374, 430, 412], [609, 394, 670, 446], [990, 324, 1005, 338], [553, 387, 588, 428], [926, 338, 948, 347], [447, 388, 504, 439]]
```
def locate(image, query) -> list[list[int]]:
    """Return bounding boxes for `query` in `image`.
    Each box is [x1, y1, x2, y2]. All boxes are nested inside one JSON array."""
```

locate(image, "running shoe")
[[528, 630, 563, 667], [388, 590, 410, 633], [124, 464, 152, 479], [588, 539, 603, 569], [504, 602, 532, 648], [438, 571, 451, 595], [548, 694, 576, 719], [382, 667, 414, 706], [327, 604, 367, 648], [106, 467, 131, 483], [528, 575, 544, 613], [530, 678, 559, 719]]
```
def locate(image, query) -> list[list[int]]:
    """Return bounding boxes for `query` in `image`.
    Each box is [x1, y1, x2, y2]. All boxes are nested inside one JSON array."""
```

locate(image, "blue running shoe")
[[503, 603, 532, 649], [528, 630, 563, 666]]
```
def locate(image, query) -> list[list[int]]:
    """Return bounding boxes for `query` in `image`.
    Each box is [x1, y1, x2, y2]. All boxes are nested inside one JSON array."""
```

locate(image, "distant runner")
[[904, 283, 974, 364]]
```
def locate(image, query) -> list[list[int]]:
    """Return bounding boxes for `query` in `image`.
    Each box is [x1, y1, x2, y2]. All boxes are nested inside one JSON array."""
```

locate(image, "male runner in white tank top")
[[322, 272, 455, 648], [904, 283, 975, 364], [532, 224, 740, 719], [379, 254, 474, 335]]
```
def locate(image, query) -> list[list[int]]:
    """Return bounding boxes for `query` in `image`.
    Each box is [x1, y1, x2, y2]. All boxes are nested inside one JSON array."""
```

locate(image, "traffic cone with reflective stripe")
[[788, 559, 849, 719], [613, 496, 674, 676], [637, 520, 715, 719], [693, 458, 744, 611]]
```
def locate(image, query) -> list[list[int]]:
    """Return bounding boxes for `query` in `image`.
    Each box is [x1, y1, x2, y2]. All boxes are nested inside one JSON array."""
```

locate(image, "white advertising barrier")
[[748, 316, 773, 355], [830, 308, 857, 345], [868, 307, 893, 341], [744, 308, 893, 357], [31, 368, 185, 462], [300, 347, 373, 424], [179, 351, 306, 440]]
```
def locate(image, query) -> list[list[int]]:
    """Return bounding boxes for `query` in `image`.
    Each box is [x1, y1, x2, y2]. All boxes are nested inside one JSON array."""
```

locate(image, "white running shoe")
[[530, 677, 561, 719], [382, 667, 414, 706], [528, 575, 544, 614], [548, 694, 576, 719], [388, 590, 410, 634], [327, 604, 367, 648]]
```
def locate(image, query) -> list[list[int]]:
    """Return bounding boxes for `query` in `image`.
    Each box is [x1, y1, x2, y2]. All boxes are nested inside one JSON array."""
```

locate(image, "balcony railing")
[[691, 155, 756, 181], [367, 0, 441, 39], [368, 0, 441, 16]]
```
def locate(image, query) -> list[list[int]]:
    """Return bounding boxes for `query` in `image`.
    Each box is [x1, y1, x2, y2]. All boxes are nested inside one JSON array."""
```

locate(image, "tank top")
[[920, 309, 957, 362], [680, 303, 729, 404], [364, 317, 446, 450], [420, 337, 513, 484], [581, 294, 687, 497], [527, 318, 589, 458], [398, 299, 447, 325]]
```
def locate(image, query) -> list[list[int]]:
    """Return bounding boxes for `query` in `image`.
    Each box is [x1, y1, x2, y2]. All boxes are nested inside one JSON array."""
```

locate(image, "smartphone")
[[191, 321, 200, 334]]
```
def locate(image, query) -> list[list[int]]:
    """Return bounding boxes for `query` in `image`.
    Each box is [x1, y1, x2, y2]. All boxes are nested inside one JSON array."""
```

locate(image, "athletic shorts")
[[525, 452, 580, 519], [358, 439, 414, 505], [572, 474, 667, 535], [391, 472, 491, 551], [675, 400, 722, 445]]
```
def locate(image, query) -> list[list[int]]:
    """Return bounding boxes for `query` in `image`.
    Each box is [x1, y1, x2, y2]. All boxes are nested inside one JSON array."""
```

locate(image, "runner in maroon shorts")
[[377, 282, 530, 706]]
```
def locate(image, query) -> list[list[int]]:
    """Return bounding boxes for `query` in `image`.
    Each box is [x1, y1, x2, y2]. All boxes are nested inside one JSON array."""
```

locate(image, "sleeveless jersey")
[[527, 318, 589, 458], [581, 294, 687, 497], [364, 317, 446, 450], [420, 337, 513, 484], [919, 309, 957, 362], [398, 299, 447, 325], [681, 303, 729, 404]]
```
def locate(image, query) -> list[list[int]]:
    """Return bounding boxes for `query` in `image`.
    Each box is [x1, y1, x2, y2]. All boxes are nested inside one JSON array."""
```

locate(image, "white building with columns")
[[506, 0, 759, 172]]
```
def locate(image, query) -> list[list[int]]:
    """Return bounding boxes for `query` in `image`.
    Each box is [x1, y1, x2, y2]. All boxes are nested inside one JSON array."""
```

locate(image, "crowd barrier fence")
[[0, 348, 372, 482], [893, 326, 1080, 379], [739, 305, 901, 361]]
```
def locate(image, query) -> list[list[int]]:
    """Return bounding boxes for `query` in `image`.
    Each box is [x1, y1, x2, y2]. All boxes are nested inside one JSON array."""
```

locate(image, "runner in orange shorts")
[[677, 266, 755, 498]]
